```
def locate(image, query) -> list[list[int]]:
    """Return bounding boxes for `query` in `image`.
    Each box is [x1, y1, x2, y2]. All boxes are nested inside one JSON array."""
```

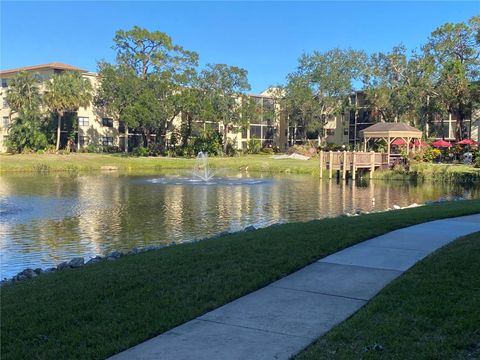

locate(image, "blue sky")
[[1, 1, 478, 93]]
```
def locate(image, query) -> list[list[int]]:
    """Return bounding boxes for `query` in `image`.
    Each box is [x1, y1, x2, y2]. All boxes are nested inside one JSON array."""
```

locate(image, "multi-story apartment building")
[[320, 90, 480, 147], [0, 63, 287, 152], [426, 112, 479, 142], [1, 62, 479, 152], [286, 92, 373, 147], [0, 63, 121, 152]]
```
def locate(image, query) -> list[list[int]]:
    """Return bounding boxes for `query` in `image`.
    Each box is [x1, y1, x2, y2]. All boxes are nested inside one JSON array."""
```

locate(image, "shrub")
[[102, 146, 121, 154], [82, 144, 101, 153], [132, 146, 149, 157], [246, 136, 261, 154], [423, 148, 441, 162], [5, 113, 48, 153], [225, 141, 238, 157], [36, 149, 45, 155], [186, 131, 223, 157], [321, 143, 351, 152], [146, 143, 161, 157], [44, 144, 56, 154], [287, 145, 317, 157], [21, 147, 35, 154], [474, 152, 480, 168], [260, 147, 274, 155], [175, 147, 186, 157]]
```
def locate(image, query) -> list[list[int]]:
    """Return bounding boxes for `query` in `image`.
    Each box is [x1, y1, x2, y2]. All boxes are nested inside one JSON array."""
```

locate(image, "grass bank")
[[2, 153, 480, 183], [374, 163, 480, 183], [0, 153, 320, 175], [296, 230, 480, 360], [1, 200, 479, 360]]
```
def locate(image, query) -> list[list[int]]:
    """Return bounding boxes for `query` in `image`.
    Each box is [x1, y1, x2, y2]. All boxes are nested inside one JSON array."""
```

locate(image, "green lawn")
[[2, 153, 479, 182], [296, 230, 480, 360], [1, 200, 479, 360], [0, 153, 320, 175]]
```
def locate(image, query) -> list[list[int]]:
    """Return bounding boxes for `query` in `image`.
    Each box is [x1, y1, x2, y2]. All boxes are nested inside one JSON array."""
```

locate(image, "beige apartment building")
[[1, 62, 479, 152], [0, 62, 288, 153], [0, 63, 121, 152]]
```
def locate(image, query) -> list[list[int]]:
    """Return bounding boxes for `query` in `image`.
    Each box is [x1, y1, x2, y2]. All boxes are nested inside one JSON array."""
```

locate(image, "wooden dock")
[[319, 150, 389, 180]]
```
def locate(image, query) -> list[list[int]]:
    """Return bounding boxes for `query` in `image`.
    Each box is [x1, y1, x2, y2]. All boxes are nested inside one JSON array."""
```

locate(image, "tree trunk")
[[143, 129, 149, 148], [77, 117, 80, 152], [441, 115, 445, 140], [223, 124, 228, 154], [456, 109, 465, 140], [182, 114, 192, 147], [56, 111, 62, 151], [455, 119, 462, 140], [124, 126, 129, 153]]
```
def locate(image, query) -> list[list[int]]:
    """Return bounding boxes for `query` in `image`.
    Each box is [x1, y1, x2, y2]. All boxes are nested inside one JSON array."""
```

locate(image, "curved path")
[[109, 214, 480, 360]]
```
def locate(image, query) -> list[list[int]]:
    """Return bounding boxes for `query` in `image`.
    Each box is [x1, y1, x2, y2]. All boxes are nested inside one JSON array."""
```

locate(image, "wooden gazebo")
[[362, 122, 423, 160]]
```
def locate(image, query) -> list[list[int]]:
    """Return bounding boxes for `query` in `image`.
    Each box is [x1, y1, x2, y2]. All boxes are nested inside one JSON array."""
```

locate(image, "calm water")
[[1, 172, 479, 278]]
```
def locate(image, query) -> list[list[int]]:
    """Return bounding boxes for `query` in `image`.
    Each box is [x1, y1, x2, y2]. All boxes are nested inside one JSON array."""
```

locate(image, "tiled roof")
[[0, 62, 87, 76]]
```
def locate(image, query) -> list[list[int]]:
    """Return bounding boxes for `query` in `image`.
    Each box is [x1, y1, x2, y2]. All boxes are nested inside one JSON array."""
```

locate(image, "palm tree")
[[5, 71, 42, 118], [44, 71, 93, 151]]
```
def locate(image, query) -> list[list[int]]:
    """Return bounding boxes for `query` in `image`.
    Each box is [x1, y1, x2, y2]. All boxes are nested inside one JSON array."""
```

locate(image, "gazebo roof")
[[362, 122, 422, 138]]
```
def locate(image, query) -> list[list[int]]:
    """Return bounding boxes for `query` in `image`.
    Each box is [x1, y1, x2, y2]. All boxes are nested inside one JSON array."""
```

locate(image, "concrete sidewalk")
[[108, 214, 480, 360]]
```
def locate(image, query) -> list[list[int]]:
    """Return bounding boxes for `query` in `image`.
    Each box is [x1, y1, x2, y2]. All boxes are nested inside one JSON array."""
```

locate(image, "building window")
[[102, 118, 113, 127], [102, 136, 113, 146], [2, 116, 8, 129], [326, 129, 335, 136], [78, 117, 89, 127], [263, 98, 275, 125], [1, 79, 7, 88], [2, 98, 8, 108], [344, 128, 348, 136], [79, 136, 88, 146], [250, 125, 262, 139]]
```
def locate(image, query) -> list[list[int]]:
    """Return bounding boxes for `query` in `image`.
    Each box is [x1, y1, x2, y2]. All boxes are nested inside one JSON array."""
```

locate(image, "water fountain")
[[146, 152, 272, 186], [193, 152, 215, 181]]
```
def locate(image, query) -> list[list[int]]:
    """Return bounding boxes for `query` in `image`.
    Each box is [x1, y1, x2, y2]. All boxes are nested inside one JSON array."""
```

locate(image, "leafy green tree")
[[5, 71, 42, 118], [97, 26, 199, 149], [423, 16, 480, 139], [95, 62, 140, 151], [285, 75, 323, 143], [286, 48, 365, 143], [199, 63, 254, 153], [177, 87, 214, 147], [4, 72, 47, 152], [363, 45, 414, 123], [44, 71, 93, 150], [5, 112, 48, 153], [399, 52, 444, 134], [113, 26, 198, 82]]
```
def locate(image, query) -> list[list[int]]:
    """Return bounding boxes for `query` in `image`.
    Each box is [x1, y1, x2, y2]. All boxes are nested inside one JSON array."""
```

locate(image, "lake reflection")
[[1, 172, 478, 277]]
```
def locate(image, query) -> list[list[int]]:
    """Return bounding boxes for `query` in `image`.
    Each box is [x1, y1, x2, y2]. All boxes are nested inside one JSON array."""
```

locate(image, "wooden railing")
[[319, 150, 390, 180]]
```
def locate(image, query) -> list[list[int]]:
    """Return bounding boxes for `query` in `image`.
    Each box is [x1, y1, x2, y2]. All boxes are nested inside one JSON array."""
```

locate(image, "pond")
[[1, 171, 479, 278]]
